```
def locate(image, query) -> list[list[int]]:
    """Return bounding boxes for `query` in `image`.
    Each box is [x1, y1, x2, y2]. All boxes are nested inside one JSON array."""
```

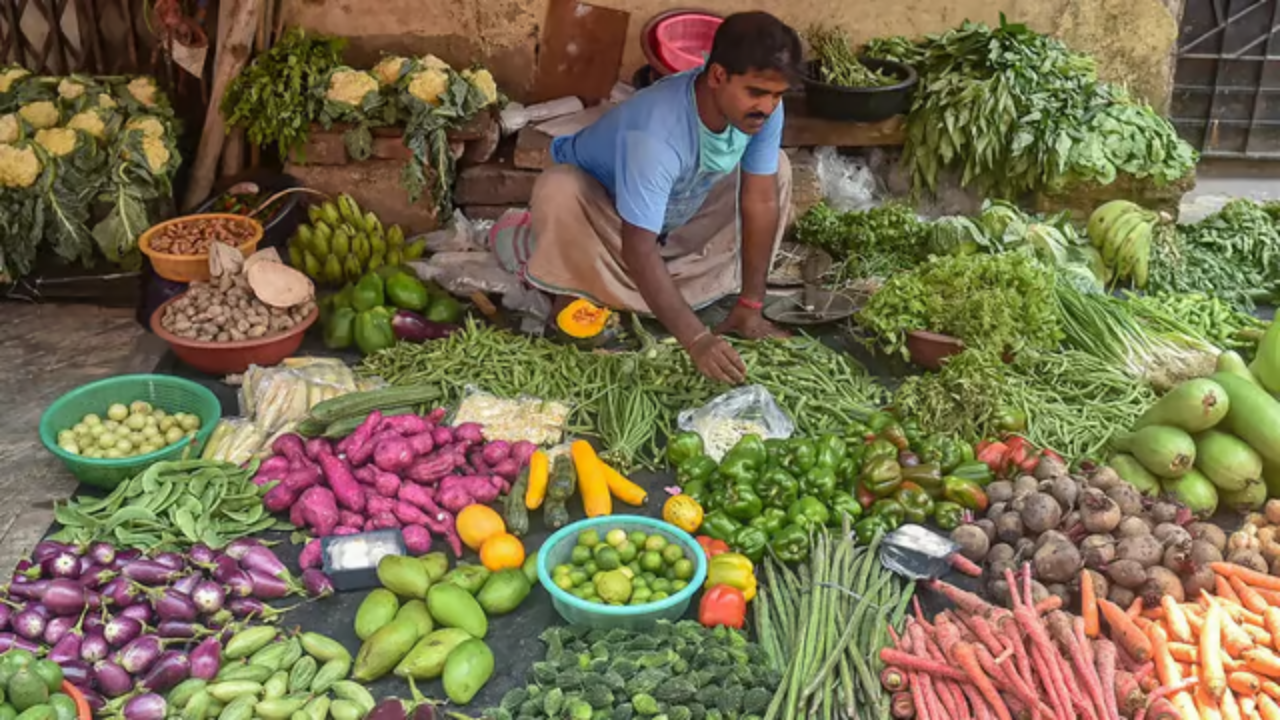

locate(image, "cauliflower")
[[125, 116, 165, 139], [420, 54, 451, 71], [19, 101, 60, 130], [65, 110, 106, 139], [0, 114, 18, 144], [407, 69, 449, 106], [57, 79, 86, 100], [462, 68, 498, 107], [126, 77, 158, 107], [325, 69, 379, 107], [0, 67, 29, 94], [141, 135, 171, 173], [0, 143, 41, 187], [97, 93, 117, 109], [373, 56, 410, 86], [35, 127, 77, 157]]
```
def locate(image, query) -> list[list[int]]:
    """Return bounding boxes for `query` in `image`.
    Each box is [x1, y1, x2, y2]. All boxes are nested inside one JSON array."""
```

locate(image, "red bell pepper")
[[699, 584, 747, 629], [975, 440, 1008, 475], [696, 535, 730, 561]]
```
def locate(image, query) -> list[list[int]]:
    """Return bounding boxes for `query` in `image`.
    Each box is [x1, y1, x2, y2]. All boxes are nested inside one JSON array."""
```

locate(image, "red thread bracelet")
[[737, 296, 764, 311]]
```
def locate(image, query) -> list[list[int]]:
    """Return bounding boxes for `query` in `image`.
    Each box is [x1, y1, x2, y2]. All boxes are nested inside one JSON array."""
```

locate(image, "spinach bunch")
[[1147, 199, 1280, 310], [793, 201, 930, 280]]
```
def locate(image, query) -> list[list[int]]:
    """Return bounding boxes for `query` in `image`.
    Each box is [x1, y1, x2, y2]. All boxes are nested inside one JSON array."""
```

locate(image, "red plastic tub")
[[646, 12, 722, 75]]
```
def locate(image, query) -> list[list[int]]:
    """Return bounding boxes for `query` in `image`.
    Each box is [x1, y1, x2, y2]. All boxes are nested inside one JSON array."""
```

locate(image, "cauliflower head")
[[126, 116, 165, 139], [373, 56, 409, 86], [0, 114, 18, 144], [97, 93, 117, 109], [127, 77, 159, 107], [0, 67, 29, 94], [325, 69, 379, 107], [66, 110, 106, 139], [407, 69, 449, 106], [58, 78, 86, 100], [462, 68, 498, 107], [420, 54, 451, 71], [19, 101, 60, 130], [0, 143, 41, 188], [35, 127, 77, 157], [141, 136, 171, 173]]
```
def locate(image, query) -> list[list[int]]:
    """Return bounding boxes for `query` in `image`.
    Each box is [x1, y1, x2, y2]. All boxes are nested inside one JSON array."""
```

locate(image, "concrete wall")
[[282, 0, 1180, 108]]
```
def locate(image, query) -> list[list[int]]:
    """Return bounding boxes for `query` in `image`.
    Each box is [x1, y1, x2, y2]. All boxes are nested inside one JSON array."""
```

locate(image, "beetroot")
[[374, 437, 415, 473], [318, 453, 365, 513], [402, 525, 432, 554]]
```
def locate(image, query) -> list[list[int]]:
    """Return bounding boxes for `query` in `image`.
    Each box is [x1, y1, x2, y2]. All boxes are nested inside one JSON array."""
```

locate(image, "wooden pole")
[[183, 0, 261, 210]]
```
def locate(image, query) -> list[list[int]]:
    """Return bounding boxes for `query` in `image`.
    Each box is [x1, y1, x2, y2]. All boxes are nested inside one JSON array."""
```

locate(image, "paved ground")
[[0, 305, 165, 575]]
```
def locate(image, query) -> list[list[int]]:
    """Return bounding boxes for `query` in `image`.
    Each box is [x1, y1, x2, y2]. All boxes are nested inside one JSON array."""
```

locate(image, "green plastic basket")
[[537, 515, 708, 630], [39, 374, 222, 490]]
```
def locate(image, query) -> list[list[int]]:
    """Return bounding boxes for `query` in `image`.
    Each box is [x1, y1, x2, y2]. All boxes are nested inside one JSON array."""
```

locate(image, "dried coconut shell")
[[243, 247, 283, 275], [247, 261, 315, 308], [208, 241, 243, 278]]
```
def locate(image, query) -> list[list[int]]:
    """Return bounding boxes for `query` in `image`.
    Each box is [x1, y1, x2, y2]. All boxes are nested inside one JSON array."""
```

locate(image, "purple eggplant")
[[60, 659, 90, 687], [391, 309, 458, 342], [42, 550, 82, 580], [122, 693, 167, 720], [0, 632, 42, 653], [94, 659, 134, 697], [154, 589, 197, 622], [189, 637, 222, 680], [368, 699, 410, 720], [223, 569, 254, 599], [0, 604, 10, 631], [121, 560, 180, 585], [88, 542, 117, 566], [102, 577, 141, 607], [83, 614, 103, 632], [85, 590, 102, 610], [240, 546, 291, 581], [224, 538, 262, 560], [78, 555, 94, 575], [188, 543, 216, 566], [153, 553, 184, 571], [412, 702, 437, 720], [172, 573, 200, 596], [247, 569, 291, 600], [81, 629, 110, 662], [118, 603, 152, 624], [78, 564, 116, 589], [8, 580, 48, 601], [33, 540, 74, 563], [156, 620, 208, 639], [43, 578, 88, 615], [140, 650, 190, 692], [48, 632, 82, 663], [116, 634, 164, 675], [44, 615, 79, 644], [25, 603, 50, 619], [301, 569, 334, 598], [113, 548, 142, 567], [191, 580, 226, 615], [226, 597, 279, 620], [104, 615, 145, 648], [82, 689, 106, 711], [13, 608, 46, 640], [210, 555, 241, 582]]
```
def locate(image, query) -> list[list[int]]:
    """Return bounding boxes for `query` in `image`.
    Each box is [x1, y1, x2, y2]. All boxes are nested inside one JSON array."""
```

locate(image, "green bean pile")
[[1123, 290, 1269, 357], [758, 531, 912, 720], [359, 319, 887, 470]]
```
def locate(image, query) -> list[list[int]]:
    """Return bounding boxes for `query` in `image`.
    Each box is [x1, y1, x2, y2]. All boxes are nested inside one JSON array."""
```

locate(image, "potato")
[[1227, 549, 1269, 574], [1189, 522, 1227, 553], [1033, 536, 1083, 584], [1107, 559, 1148, 589], [1266, 499, 1280, 526]]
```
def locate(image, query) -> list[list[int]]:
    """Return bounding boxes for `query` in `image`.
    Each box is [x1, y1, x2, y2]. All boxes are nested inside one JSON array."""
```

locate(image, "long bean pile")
[[758, 531, 913, 720], [359, 319, 887, 470], [1123, 290, 1269, 357]]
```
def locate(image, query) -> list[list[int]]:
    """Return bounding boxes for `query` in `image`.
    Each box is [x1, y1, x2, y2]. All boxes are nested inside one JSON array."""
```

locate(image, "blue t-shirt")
[[550, 70, 784, 235]]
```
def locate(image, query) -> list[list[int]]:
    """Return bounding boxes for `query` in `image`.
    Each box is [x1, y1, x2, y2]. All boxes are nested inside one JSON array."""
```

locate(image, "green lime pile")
[[551, 528, 695, 606], [0, 650, 77, 720], [57, 400, 200, 459]]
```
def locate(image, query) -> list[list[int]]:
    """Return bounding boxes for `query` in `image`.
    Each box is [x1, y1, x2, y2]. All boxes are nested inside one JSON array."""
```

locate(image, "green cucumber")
[[1133, 378, 1229, 432], [1212, 371, 1280, 467], [1194, 429, 1263, 492], [1108, 453, 1160, 496], [306, 386, 441, 426], [1114, 425, 1196, 478]]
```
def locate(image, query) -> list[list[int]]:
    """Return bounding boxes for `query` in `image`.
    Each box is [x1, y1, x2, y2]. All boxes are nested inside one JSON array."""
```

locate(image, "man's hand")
[[687, 332, 747, 384], [716, 304, 790, 340]]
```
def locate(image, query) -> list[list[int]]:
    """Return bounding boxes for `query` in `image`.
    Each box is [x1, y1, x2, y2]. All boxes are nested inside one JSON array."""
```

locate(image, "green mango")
[[442, 639, 494, 705], [377, 555, 431, 599], [394, 599, 434, 639], [385, 273, 429, 311], [419, 552, 449, 582], [393, 628, 472, 680], [427, 583, 487, 638], [352, 273, 385, 312], [425, 295, 463, 324], [441, 564, 489, 594], [352, 617, 419, 682], [476, 568, 532, 616], [354, 588, 400, 641]]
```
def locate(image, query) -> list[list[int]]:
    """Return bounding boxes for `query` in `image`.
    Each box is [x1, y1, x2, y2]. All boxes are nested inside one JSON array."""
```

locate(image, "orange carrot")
[[1200, 683, 1227, 720], [1252, 585, 1280, 608], [1263, 680, 1280, 700], [1222, 574, 1247, 604], [1033, 595, 1062, 615], [1266, 608, 1280, 654], [1226, 687, 1246, 720], [1150, 622, 1184, 687], [952, 643, 1012, 720], [1243, 696, 1261, 720], [1214, 563, 1280, 593], [1232, 671, 1264, 696], [1224, 606, 1264, 654], [1207, 601, 1229, 699], [1171, 688, 1203, 720], [1143, 605, 1166, 621], [1164, 595, 1193, 643], [878, 648, 973, 683], [1246, 648, 1280, 679], [1082, 570, 1100, 638], [1100, 597, 1154, 662], [1169, 642, 1199, 664], [1233, 576, 1272, 615], [1260, 692, 1280, 720], [1128, 596, 1146, 618]]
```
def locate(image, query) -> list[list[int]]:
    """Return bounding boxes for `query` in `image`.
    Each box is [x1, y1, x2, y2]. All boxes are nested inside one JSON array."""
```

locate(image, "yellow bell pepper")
[[705, 552, 757, 602]]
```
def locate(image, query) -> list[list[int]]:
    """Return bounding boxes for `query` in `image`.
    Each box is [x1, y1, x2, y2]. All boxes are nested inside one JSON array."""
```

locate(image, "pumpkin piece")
[[557, 298, 612, 339]]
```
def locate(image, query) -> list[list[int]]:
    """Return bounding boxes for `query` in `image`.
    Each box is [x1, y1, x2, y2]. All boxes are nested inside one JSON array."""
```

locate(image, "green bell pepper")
[[866, 411, 896, 433], [802, 466, 837, 500], [943, 477, 990, 512], [901, 419, 923, 450], [932, 501, 964, 531], [828, 491, 863, 524], [723, 484, 763, 522], [749, 507, 787, 536], [786, 496, 830, 530], [759, 467, 798, 509], [836, 456, 860, 490], [895, 482, 935, 524], [769, 524, 809, 563], [701, 511, 742, 543], [869, 499, 904, 529], [995, 406, 1028, 433], [815, 435, 847, 470], [949, 460, 994, 487], [332, 283, 355, 311], [732, 526, 769, 562], [677, 456, 717, 486], [901, 463, 944, 498], [844, 421, 871, 444], [385, 272, 430, 311], [878, 423, 910, 451], [853, 515, 888, 545], [859, 457, 903, 498], [785, 438, 817, 473], [323, 307, 356, 350], [681, 480, 708, 508], [352, 273, 385, 312], [764, 439, 788, 468], [354, 307, 395, 354], [719, 454, 760, 487], [667, 432, 705, 468], [863, 438, 898, 463], [723, 434, 766, 467]]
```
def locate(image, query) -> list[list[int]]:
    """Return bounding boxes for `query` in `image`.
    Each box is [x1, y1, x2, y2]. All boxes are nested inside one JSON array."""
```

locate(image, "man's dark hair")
[[706, 12, 803, 81]]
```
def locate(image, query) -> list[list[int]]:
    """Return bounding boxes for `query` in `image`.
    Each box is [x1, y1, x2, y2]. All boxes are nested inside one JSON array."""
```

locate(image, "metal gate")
[[1171, 0, 1280, 158], [0, 0, 145, 76]]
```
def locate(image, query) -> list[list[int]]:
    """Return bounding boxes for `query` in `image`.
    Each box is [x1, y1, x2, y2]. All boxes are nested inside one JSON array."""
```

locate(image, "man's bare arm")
[[738, 170, 780, 303], [619, 222, 706, 346]]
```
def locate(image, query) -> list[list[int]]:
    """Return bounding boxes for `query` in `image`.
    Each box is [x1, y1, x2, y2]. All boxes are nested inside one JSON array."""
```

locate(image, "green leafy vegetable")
[[794, 201, 930, 280], [1147, 199, 1280, 310], [807, 25, 897, 88]]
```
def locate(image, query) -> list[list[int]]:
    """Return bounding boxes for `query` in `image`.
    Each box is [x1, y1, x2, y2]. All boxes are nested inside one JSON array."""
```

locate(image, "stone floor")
[[0, 304, 166, 575]]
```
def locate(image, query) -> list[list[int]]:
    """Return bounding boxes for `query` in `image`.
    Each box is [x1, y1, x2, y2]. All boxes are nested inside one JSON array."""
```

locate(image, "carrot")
[[1224, 607, 1264, 654], [909, 670, 932, 720], [1214, 563, 1280, 593], [1171, 688, 1204, 720], [1149, 622, 1184, 688], [1198, 682, 1227, 720], [959, 683, 994, 720], [1033, 595, 1063, 615], [1169, 642, 1199, 664], [952, 643, 1012, 720], [1246, 649, 1280, 679], [1096, 638, 1123, 720], [959, 613, 1007, 658], [1260, 692, 1280, 720], [949, 552, 983, 577], [879, 648, 973, 683], [1143, 605, 1166, 621], [927, 579, 1005, 619], [1263, 680, 1280, 700], [1047, 611, 1108, 720], [1244, 696, 1262, 720], [1222, 574, 1247, 604], [1099, 597, 1154, 662], [1143, 697, 1181, 720], [996, 617, 1035, 704], [1163, 595, 1193, 644], [1081, 569, 1100, 638], [1233, 576, 1273, 615], [972, 644, 1051, 719], [1114, 669, 1143, 717], [1267, 609, 1280, 655], [1207, 601, 1230, 699], [1251, 585, 1280, 608], [1227, 687, 1247, 720], [1128, 596, 1146, 618], [1004, 568, 1072, 718], [1232, 671, 1264, 696]]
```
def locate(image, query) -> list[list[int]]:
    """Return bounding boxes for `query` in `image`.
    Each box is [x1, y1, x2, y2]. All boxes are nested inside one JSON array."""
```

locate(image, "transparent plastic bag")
[[880, 525, 961, 580], [200, 417, 266, 465], [452, 385, 572, 445], [408, 251, 519, 296], [677, 385, 795, 462], [815, 146, 881, 212], [422, 210, 487, 254]]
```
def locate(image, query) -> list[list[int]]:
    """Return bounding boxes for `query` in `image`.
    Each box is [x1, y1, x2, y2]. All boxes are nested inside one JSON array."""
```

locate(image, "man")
[[518, 12, 800, 384]]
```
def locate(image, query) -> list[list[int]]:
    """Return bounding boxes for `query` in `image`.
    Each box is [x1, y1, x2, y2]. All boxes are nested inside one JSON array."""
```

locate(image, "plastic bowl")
[[905, 330, 965, 371], [139, 213, 264, 283], [653, 13, 722, 74], [62, 681, 93, 720], [150, 294, 319, 375], [802, 58, 918, 123], [39, 374, 222, 490], [537, 515, 707, 630]]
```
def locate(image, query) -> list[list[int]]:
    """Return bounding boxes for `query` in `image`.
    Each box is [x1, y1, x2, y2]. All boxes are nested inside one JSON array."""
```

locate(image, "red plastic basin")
[[651, 13, 722, 74]]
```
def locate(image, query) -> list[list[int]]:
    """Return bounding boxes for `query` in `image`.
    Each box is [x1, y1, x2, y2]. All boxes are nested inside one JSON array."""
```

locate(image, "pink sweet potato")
[[481, 441, 511, 466], [394, 502, 430, 527], [402, 525, 432, 555], [398, 482, 435, 512], [425, 407, 446, 425], [337, 410, 383, 458], [264, 484, 298, 513], [468, 451, 490, 475], [299, 540, 323, 570], [406, 454, 454, 484], [349, 428, 400, 468], [372, 470, 401, 499], [318, 453, 365, 513], [353, 467, 376, 485], [405, 432, 434, 457], [438, 475, 500, 512], [298, 486, 340, 537], [373, 436, 415, 474], [431, 427, 454, 447], [280, 465, 323, 493], [289, 499, 306, 527], [491, 459, 520, 480], [339, 510, 364, 528], [509, 441, 537, 466], [252, 456, 290, 486], [332, 526, 360, 536], [305, 437, 332, 460], [379, 414, 431, 436], [365, 512, 399, 531], [367, 495, 395, 516], [453, 423, 484, 445], [272, 434, 308, 465]]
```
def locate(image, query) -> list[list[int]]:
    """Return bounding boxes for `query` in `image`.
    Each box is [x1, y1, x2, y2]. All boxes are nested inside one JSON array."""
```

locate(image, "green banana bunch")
[[1086, 200, 1159, 289], [287, 193, 415, 286]]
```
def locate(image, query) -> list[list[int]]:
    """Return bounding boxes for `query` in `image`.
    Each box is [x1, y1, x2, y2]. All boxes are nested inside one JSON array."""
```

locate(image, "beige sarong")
[[524, 153, 792, 312]]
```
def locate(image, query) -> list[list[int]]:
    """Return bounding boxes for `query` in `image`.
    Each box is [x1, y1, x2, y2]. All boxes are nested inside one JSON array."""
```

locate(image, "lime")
[[641, 571, 657, 584], [4, 652, 33, 671], [578, 530, 601, 548], [605, 529, 628, 547], [663, 566, 678, 580], [616, 541, 638, 563], [592, 571, 604, 583], [650, 591, 669, 601], [640, 551, 664, 572], [628, 531, 648, 547], [631, 587, 653, 604], [631, 577, 648, 590], [618, 567, 634, 580], [554, 575, 575, 591], [582, 561, 599, 577], [627, 561, 643, 577], [580, 584, 598, 598], [571, 586, 592, 599], [569, 570, 588, 587], [593, 545, 622, 571], [672, 580, 688, 592], [570, 545, 592, 564], [595, 570, 633, 604], [7, 670, 47, 712], [553, 564, 573, 578], [0, 704, 14, 720], [32, 660, 61, 693], [590, 597, 606, 604], [661, 544, 685, 565], [48, 694, 76, 720], [644, 535, 668, 552], [673, 559, 695, 580], [651, 578, 671, 594]]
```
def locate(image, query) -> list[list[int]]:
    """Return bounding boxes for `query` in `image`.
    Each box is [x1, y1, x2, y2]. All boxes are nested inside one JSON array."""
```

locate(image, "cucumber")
[[1216, 350, 1261, 388], [1133, 378, 1229, 432], [1114, 425, 1196, 478], [1212, 371, 1280, 467], [1252, 321, 1280, 392], [1109, 453, 1160, 496], [306, 386, 441, 426], [1193, 429, 1263, 492]]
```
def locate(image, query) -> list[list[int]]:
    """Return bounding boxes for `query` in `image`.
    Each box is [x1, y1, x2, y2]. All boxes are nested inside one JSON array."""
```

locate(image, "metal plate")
[[764, 288, 861, 326], [767, 244, 834, 287]]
